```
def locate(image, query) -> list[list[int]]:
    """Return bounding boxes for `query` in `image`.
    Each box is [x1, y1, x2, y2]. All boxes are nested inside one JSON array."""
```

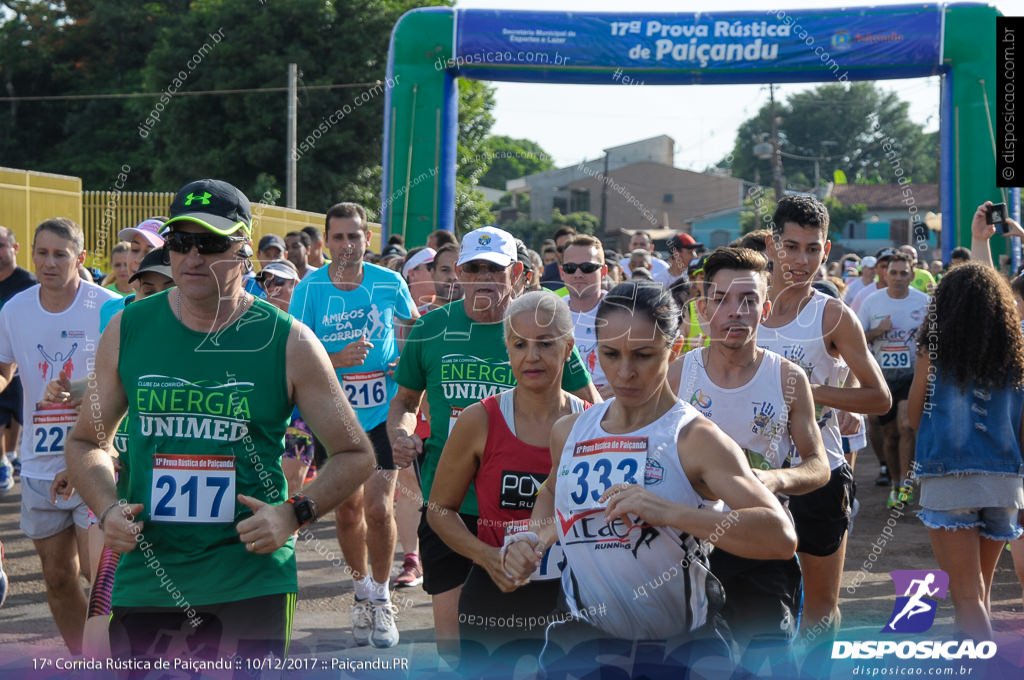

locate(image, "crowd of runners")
[[1, 180, 1023, 675]]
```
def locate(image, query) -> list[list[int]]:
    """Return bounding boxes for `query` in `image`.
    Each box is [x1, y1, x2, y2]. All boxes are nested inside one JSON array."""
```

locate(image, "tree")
[[0, 0, 452, 211], [823, 196, 867, 238], [477, 136, 555, 189], [724, 83, 938, 190], [501, 209, 598, 250], [738, 187, 865, 239], [454, 79, 497, 233]]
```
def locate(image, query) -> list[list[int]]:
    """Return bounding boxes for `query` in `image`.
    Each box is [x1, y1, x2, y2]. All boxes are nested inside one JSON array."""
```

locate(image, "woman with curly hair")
[[908, 262, 1024, 640]]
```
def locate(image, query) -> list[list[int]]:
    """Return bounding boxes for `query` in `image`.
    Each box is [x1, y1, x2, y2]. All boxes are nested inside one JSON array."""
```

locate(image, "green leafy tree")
[[724, 83, 938, 190], [501, 209, 598, 250], [823, 197, 867, 238], [739, 188, 777, 234], [453, 79, 497, 233], [477, 136, 555, 189]]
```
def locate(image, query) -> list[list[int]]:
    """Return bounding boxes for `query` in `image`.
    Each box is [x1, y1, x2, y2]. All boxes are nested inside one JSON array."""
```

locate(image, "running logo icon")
[[883, 569, 948, 634]]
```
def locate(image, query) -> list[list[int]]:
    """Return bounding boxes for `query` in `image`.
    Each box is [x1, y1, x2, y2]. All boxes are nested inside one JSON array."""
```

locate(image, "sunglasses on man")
[[560, 262, 603, 274], [259, 274, 293, 288], [163, 231, 248, 255], [461, 261, 510, 274]]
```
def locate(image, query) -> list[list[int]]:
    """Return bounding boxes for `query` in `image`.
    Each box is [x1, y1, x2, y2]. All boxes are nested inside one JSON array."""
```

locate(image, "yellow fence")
[[82, 190, 174, 270], [3, 168, 383, 273], [0, 168, 82, 269]]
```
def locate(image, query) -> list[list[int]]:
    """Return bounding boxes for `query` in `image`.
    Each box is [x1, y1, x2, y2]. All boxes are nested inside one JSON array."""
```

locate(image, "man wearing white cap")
[[387, 225, 599, 663], [844, 256, 876, 304], [290, 202, 417, 649]]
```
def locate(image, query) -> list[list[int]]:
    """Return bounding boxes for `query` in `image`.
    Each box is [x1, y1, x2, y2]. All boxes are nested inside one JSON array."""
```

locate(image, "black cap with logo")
[[163, 179, 252, 236]]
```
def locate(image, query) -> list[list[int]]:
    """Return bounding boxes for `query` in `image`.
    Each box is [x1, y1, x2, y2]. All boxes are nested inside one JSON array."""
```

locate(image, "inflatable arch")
[[382, 4, 1003, 260]]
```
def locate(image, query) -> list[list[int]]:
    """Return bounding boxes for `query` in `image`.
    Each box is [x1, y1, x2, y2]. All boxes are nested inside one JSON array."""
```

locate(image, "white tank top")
[[554, 399, 717, 639], [677, 348, 793, 471], [757, 290, 848, 470]]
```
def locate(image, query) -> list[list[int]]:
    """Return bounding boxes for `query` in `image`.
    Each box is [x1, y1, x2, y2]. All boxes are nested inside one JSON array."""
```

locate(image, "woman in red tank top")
[[428, 290, 590, 669]]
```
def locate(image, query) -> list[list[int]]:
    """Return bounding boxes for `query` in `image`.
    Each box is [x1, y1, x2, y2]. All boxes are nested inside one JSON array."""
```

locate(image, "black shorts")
[[709, 549, 802, 643], [459, 565, 560, 647], [0, 375, 23, 427], [418, 508, 477, 595], [879, 372, 914, 426], [109, 593, 296, 675], [313, 421, 396, 471], [788, 463, 853, 557]]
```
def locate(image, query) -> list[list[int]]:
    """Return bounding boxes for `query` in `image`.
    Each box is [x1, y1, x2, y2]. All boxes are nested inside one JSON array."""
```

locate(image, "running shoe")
[[0, 541, 8, 608], [874, 465, 891, 487], [0, 459, 12, 493], [370, 599, 399, 648], [393, 554, 423, 589], [897, 486, 914, 505], [352, 597, 373, 646], [887, 488, 900, 509]]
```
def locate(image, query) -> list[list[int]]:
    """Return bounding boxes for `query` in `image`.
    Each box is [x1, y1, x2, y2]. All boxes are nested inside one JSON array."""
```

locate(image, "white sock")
[[354, 575, 373, 601], [371, 578, 390, 602]]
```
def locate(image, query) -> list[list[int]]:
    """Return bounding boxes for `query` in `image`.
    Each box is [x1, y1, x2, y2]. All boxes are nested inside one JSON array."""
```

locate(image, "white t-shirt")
[[850, 281, 885, 314], [857, 288, 930, 375], [653, 267, 686, 288], [622, 256, 669, 281], [843, 277, 868, 304], [569, 296, 607, 388], [0, 282, 117, 480]]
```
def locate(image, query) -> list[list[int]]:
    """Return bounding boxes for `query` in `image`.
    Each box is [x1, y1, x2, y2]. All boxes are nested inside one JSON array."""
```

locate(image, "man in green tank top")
[[66, 179, 375, 666]]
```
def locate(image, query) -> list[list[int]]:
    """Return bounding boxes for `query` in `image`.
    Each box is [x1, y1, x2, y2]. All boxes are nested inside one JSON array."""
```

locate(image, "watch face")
[[293, 497, 315, 525]]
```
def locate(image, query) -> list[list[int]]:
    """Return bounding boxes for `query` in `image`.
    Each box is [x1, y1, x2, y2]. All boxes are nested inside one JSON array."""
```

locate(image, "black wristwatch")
[[287, 493, 317, 529]]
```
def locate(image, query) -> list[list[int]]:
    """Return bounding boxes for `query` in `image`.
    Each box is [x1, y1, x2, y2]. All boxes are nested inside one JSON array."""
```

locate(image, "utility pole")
[[769, 84, 785, 199], [600, 152, 610, 236], [286, 63, 297, 209]]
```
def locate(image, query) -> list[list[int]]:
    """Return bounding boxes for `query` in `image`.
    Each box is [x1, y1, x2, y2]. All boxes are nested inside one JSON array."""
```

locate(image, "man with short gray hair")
[[0, 218, 117, 652]]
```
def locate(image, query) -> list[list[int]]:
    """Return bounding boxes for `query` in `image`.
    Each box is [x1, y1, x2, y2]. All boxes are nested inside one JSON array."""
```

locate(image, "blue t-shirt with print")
[[290, 263, 415, 430]]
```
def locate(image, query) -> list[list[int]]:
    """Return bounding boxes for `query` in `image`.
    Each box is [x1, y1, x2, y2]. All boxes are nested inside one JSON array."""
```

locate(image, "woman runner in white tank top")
[[504, 281, 798, 675]]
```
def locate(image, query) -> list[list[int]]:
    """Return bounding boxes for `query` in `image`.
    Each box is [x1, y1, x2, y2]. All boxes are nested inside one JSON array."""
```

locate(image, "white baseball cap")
[[457, 226, 517, 267], [861, 256, 877, 268]]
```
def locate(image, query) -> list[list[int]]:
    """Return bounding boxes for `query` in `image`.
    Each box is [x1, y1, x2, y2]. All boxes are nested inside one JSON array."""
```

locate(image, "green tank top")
[[112, 291, 296, 607]]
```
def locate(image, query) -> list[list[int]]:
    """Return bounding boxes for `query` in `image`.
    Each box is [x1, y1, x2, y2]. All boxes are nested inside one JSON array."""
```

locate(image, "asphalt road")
[[1, 448, 1023, 678]]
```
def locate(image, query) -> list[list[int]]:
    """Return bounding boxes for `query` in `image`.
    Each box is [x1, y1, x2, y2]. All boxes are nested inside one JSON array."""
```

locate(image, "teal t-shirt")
[[394, 300, 592, 515], [290, 263, 415, 431]]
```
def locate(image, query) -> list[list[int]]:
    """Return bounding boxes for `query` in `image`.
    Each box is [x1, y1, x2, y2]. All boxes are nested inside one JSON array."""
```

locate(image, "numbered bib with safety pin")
[[343, 371, 387, 409], [879, 346, 911, 370], [150, 454, 236, 523], [32, 406, 78, 457], [565, 436, 646, 512]]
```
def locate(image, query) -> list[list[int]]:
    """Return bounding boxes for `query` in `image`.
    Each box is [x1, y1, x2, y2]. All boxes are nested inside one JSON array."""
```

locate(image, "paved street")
[[1, 450, 1023, 678]]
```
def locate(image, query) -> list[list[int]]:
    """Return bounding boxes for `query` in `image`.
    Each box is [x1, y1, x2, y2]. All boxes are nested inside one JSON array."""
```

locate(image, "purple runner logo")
[[882, 569, 949, 634]]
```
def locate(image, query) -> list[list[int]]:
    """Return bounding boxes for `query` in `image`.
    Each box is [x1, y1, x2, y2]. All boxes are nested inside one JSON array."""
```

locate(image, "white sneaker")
[[369, 599, 399, 648], [352, 597, 372, 646]]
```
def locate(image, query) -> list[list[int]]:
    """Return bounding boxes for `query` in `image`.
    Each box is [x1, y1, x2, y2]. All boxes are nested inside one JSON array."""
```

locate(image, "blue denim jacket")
[[916, 372, 1024, 477]]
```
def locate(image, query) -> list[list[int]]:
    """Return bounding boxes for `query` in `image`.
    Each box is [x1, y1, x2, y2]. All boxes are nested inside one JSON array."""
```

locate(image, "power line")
[[0, 81, 384, 102]]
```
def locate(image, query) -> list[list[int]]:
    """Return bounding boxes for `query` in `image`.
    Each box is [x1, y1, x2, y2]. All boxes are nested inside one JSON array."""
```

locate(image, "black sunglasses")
[[259, 274, 292, 288], [561, 262, 603, 274], [164, 231, 246, 255], [461, 261, 509, 274]]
